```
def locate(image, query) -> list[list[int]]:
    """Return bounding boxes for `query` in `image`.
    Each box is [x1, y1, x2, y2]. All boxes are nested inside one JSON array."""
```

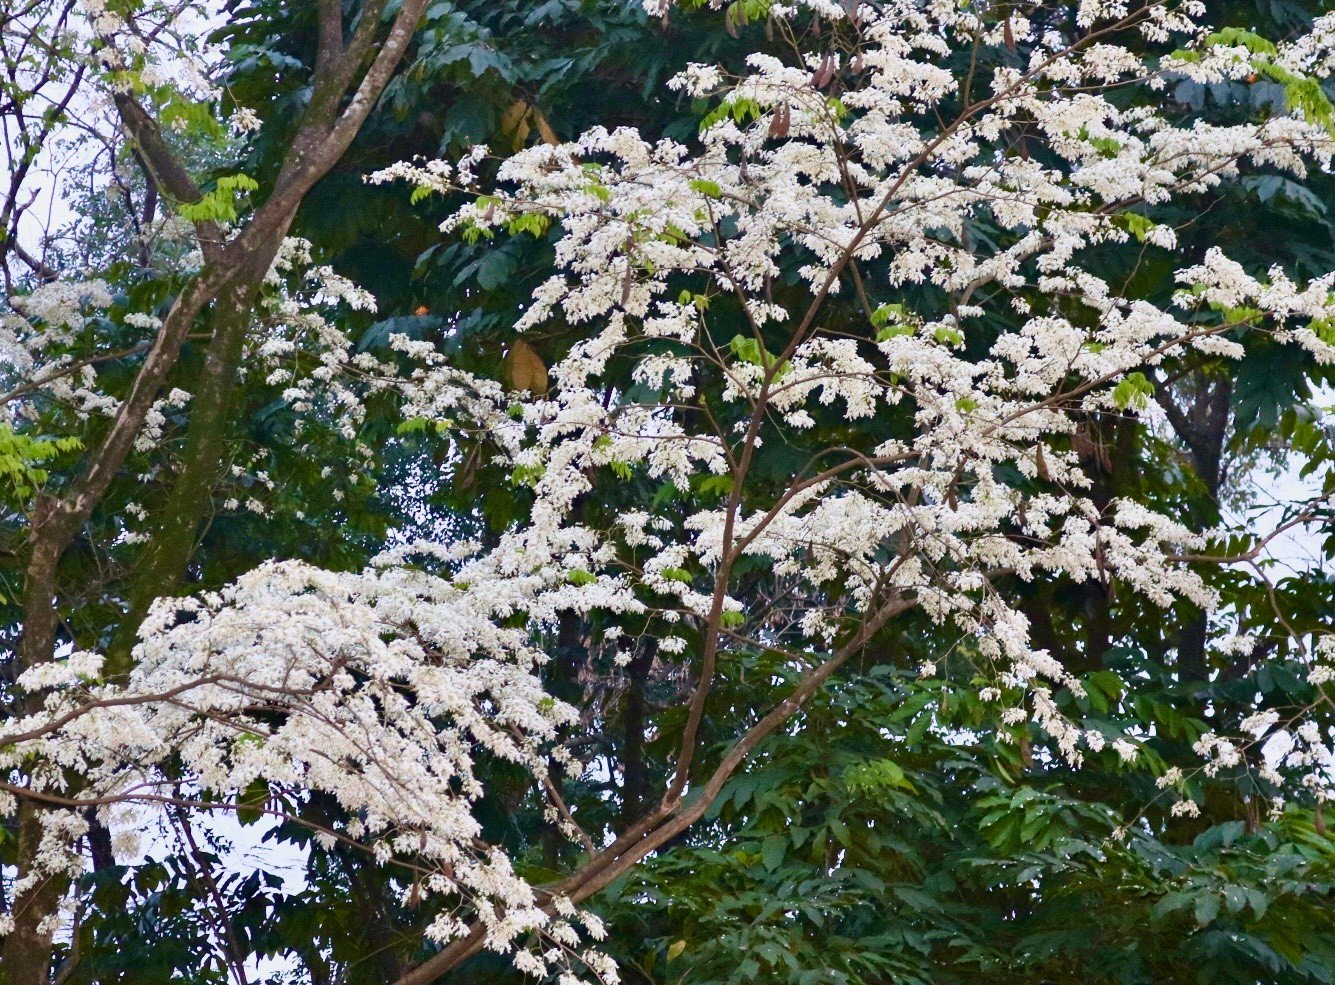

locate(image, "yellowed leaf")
[[505, 339, 548, 394], [530, 105, 560, 146], [499, 99, 531, 153], [499, 99, 560, 152]]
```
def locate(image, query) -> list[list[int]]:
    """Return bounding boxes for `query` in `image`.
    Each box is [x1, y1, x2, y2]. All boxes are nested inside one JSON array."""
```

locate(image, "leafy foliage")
[[3, 1, 1335, 984]]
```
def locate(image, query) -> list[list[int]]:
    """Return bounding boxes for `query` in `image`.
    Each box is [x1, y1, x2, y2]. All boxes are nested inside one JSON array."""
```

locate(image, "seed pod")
[[1072, 427, 1095, 460], [621, 260, 635, 305], [724, 2, 745, 37], [1004, 15, 1016, 51], [768, 101, 791, 138], [1035, 443, 1051, 482], [812, 53, 836, 89]]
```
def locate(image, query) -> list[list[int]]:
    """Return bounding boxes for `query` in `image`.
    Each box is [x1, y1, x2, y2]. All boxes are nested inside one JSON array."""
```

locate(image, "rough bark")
[[0, 803, 68, 985]]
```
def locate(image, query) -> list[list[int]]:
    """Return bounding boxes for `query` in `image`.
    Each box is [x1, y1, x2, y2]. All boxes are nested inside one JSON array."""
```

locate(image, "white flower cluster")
[[252, 236, 391, 437], [1, 542, 641, 979], [2, 281, 120, 425], [372, 0, 1335, 782], [7, 2, 1335, 979], [1192, 635, 1335, 801]]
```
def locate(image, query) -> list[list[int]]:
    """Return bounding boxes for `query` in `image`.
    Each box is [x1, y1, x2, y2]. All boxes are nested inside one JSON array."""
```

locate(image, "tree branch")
[[394, 593, 915, 985]]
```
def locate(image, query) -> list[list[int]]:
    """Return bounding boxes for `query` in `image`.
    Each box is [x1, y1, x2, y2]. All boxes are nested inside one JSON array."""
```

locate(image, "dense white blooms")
[[368, 0, 1335, 783], [0, 547, 634, 978], [6, 0, 1335, 978]]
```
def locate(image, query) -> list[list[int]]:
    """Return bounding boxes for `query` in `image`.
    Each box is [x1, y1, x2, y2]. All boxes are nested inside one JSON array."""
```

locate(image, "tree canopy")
[[2, 1, 1335, 983]]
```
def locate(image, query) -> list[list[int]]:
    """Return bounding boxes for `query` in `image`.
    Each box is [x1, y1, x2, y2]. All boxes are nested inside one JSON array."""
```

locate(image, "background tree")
[[1, 0, 431, 980]]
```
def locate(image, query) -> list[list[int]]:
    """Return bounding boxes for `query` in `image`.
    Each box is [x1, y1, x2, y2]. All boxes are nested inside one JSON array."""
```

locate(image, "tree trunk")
[[1155, 375, 1231, 683], [620, 642, 656, 828], [0, 802, 68, 985], [107, 254, 278, 674]]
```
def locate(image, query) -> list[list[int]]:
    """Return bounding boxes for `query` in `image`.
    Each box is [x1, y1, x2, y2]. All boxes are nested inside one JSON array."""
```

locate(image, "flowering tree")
[[370, 2, 1335, 976], [3, 1, 1335, 982], [0, 0, 431, 977]]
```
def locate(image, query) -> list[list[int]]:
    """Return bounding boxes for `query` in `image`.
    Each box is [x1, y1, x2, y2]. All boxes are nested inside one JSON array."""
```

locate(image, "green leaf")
[[688, 178, 723, 199], [396, 417, 431, 435], [178, 173, 259, 222], [845, 758, 913, 794], [729, 334, 767, 366], [1204, 27, 1276, 57], [761, 833, 786, 871], [894, 886, 940, 912], [235, 778, 270, 825], [876, 323, 915, 342], [695, 473, 734, 497], [1194, 892, 1221, 926], [1151, 891, 1193, 920], [0, 424, 81, 504], [871, 303, 907, 328], [1246, 888, 1270, 919], [1111, 371, 1155, 411], [506, 212, 551, 238], [1117, 212, 1156, 243], [1223, 884, 1247, 914], [1089, 136, 1122, 157]]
